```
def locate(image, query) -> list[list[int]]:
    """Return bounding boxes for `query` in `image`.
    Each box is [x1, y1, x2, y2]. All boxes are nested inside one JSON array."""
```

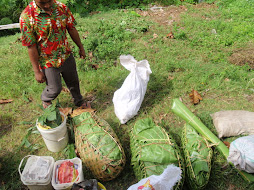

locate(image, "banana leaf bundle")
[[130, 118, 185, 190], [72, 112, 126, 181], [181, 124, 213, 190]]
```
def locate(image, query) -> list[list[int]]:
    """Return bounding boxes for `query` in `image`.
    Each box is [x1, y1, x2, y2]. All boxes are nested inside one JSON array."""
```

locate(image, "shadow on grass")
[[0, 114, 15, 138], [142, 74, 173, 111], [0, 148, 40, 190]]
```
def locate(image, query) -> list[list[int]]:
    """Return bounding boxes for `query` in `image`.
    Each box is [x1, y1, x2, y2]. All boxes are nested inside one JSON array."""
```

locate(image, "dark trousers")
[[41, 54, 83, 106]]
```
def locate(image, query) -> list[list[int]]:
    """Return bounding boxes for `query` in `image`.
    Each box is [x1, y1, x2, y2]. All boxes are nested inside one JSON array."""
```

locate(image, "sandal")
[[42, 101, 52, 109]]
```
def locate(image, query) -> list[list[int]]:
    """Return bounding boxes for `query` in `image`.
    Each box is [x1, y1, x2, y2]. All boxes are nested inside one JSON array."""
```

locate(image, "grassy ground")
[[1, 0, 254, 189]]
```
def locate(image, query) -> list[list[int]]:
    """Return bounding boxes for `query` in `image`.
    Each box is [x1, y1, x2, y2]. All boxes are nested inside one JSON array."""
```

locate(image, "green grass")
[[1, 0, 254, 189]]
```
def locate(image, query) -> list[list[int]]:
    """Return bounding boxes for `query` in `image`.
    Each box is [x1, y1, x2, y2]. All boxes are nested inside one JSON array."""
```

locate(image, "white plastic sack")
[[227, 135, 254, 173], [211, 110, 254, 138], [127, 165, 182, 190], [113, 55, 152, 124]]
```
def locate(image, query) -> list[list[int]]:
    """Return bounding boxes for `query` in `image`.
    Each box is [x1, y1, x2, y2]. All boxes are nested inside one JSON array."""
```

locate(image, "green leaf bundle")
[[73, 112, 126, 181], [171, 98, 254, 183], [181, 124, 212, 190], [130, 118, 185, 190], [37, 103, 62, 128]]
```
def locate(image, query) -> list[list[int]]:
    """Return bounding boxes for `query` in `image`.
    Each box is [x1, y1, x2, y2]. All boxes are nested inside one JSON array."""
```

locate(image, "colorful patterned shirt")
[[20, 0, 77, 69]]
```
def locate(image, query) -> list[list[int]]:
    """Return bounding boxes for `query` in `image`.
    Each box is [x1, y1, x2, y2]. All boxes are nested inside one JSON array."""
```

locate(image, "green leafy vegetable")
[[37, 103, 62, 128]]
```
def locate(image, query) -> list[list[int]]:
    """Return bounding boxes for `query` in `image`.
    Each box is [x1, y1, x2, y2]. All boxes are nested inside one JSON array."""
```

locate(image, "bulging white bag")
[[227, 135, 254, 173], [113, 55, 152, 124], [127, 165, 182, 190]]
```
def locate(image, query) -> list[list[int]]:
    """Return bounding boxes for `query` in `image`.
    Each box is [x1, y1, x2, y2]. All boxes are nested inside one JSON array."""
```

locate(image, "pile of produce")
[[181, 124, 212, 189], [72, 112, 126, 181], [130, 118, 185, 190]]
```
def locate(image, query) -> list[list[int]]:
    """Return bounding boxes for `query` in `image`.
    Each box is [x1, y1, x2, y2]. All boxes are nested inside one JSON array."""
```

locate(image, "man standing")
[[20, 0, 89, 108]]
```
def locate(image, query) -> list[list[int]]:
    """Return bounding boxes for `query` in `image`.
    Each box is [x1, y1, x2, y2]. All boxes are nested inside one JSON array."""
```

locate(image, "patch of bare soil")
[[136, 3, 217, 27], [228, 48, 254, 69], [137, 5, 187, 27]]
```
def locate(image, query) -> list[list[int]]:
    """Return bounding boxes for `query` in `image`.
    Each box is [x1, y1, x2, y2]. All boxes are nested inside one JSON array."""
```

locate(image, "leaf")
[[168, 75, 174, 80], [0, 99, 13, 104], [88, 51, 94, 61], [129, 11, 141, 17], [88, 63, 100, 70], [223, 141, 230, 148], [46, 111, 57, 121], [166, 31, 174, 39], [189, 89, 203, 105], [22, 91, 32, 102], [62, 87, 70, 93], [59, 107, 72, 116], [71, 107, 95, 117], [64, 144, 77, 159], [153, 33, 158, 39]]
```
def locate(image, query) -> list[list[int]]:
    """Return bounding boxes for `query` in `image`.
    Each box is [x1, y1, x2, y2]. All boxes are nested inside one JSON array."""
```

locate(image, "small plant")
[[37, 103, 63, 129]]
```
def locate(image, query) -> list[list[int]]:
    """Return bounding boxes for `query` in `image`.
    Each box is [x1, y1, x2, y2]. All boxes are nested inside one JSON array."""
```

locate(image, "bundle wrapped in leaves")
[[181, 124, 213, 190], [130, 118, 185, 190], [72, 111, 126, 181]]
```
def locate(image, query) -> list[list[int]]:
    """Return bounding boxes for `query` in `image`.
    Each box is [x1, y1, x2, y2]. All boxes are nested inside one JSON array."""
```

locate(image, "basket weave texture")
[[130, 118, 185, 190], [73, 112, 126, 182], [181, 124, 213, 190]]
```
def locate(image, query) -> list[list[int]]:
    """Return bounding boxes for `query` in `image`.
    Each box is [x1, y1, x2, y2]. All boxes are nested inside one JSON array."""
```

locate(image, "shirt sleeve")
[[66, 7, 77, 29], [20, 12, 36, 47]]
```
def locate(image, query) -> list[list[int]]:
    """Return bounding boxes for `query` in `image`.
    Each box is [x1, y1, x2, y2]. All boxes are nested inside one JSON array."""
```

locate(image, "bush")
[[0, 17, 13, 25], [0, 0, 30, 23]]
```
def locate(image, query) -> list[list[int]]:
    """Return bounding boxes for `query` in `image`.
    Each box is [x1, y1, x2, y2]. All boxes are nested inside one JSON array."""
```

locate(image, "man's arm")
[[68, 27, 86, 59], [27, 45, 45, 83]]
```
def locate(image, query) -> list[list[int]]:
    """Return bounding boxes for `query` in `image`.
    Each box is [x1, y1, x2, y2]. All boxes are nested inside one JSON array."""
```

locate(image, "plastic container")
[[19, 155, 54, 190], [36, 112, 69, 152], [52, 157, 84, 190]]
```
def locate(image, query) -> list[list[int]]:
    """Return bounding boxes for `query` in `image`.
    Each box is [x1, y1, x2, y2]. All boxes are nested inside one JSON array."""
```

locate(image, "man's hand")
[[34, 70, 46, 83], [79, 47, 86, 59]]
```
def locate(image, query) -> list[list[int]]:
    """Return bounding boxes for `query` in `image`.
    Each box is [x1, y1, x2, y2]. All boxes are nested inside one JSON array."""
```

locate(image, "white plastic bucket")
[[52, 157, 84, 190], [19, 155, 54, 190], [36, 112, 69, 152]]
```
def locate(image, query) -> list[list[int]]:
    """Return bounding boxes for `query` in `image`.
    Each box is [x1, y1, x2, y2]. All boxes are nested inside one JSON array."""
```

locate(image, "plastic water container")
[[36, 112, 69, 152], [19, 155, 54, 190], [52, 157, 84, 190]]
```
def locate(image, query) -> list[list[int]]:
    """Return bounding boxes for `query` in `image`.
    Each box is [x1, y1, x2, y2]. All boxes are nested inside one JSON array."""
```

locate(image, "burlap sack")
[[211, 110, 254, 138]]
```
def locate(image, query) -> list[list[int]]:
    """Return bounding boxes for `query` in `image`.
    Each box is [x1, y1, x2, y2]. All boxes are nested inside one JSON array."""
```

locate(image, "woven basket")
[[181, 124, 213, 190], [130, 118, 185, 190], [73, 112, 126, 182]]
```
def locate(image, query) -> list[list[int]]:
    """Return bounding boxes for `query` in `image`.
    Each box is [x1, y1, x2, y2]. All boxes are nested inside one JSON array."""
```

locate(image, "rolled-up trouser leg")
[[61, 54, 83, 106], [41, 67, 62, 102]]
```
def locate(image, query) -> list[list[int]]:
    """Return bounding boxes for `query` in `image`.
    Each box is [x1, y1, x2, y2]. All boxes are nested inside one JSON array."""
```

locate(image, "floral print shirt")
[[20, 0, 77, 69]]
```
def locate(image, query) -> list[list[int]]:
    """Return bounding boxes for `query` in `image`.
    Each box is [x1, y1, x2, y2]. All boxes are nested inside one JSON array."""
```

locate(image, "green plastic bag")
[[130, 118, 185, 190], [181, 124, 213, 190]]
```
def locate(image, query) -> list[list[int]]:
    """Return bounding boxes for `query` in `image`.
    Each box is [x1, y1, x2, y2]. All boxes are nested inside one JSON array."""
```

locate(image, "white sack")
[[211, 110, 254, 138], [227, 135, 254, 173], [113, 55, 152, 124], [127, 165, 182, 190]]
